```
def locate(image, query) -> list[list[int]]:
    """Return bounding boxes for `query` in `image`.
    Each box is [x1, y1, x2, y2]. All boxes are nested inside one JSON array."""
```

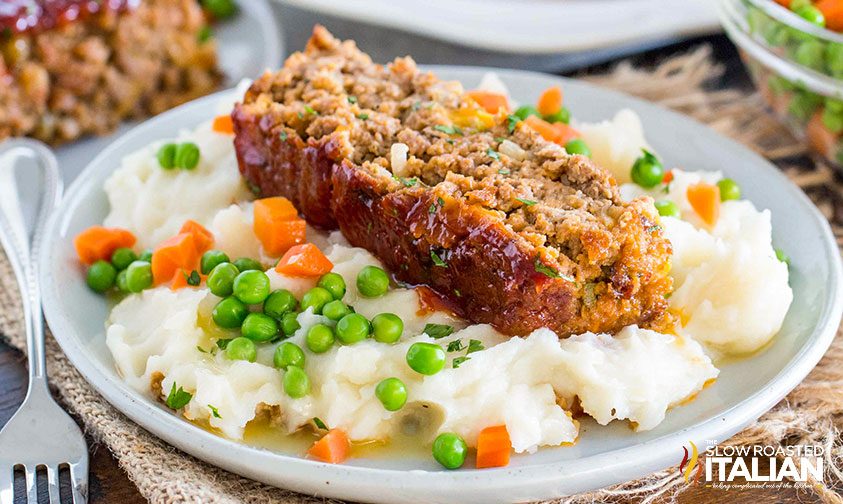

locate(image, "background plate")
[[39, 66, 842, 504]]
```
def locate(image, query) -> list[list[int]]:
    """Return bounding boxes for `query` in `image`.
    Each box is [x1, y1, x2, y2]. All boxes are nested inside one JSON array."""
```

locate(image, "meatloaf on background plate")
[[0, 0, 221, 145], [233, 26, 673, 337]]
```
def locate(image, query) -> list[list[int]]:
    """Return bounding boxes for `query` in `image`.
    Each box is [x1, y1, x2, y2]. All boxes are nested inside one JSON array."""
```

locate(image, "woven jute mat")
[[2, 45, 843, 504]]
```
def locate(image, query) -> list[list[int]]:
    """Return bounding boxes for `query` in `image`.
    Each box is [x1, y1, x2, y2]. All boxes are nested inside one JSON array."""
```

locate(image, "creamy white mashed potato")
[[576, 109, 652, 184]]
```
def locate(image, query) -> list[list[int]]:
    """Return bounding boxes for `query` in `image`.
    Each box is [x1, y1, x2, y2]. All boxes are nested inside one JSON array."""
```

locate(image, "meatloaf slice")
[[233, 26, 673, 337], [0, 0, 221, 145]]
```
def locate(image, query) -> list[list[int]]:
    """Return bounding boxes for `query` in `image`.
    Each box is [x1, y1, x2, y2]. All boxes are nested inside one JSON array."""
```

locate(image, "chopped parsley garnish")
[[430, 250, 447, 267], [534, 258, 575, 282], [297, 112, 304, 119], [428, 197, 445, 214], [247, 181, 262, 196], [399, 177, 419, 187], [313, 417, 328, 430], [495, 137, 507, 143], [487, 148, 500, 161], [186, 270, 201, 286], [424, 323, 454, 339], [216, 338, 232, 350], [165, 382, 192, 410], [452, 356, 470, 368], [197, 26, 213, 43], [446, 139, 455, 145], [447, 339, 464, 352], [516, 198, 537, 206], [467, 339, 484, 354], [647, 225, 662, 233], [453, 289, 461, 297], [507, 114, 519, 133], [498, 168, 511, 175], [434, 124, 463, 136], [196, 345, 209, 354], [347, 95, 358, 104], [279, 131, 288, 141], [358, 113, 369, 120], [412, 101, 422, 111], [303, 104, 317, 115], [208, 404, 222, 419]]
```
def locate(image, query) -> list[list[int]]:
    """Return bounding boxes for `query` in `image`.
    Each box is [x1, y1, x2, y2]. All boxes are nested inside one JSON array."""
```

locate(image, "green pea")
[[631, 150, 665, 188], [432, 433, 467, 470], [789, 0, 812, 11], [175, 142, 201, 170], [264, 289, 298, 319], [654, 200, 681, 219], [775, 248, 790, 265], [207, 262, 239, 297], [233, 257, 263, 272], [241, 313, 279, 342], [212, 296, 248, 328], [768, 75, 794, 96], [201, 250, 230, 275], [717, 178, 741, 201], [301, 287, 333, 314], [406, 342, 446, 375], [156, 143, 177, 169], [794, 40, 826, 71], [322, 300, 350, 321], [283, 365, 310, 398], [317, 272, 346, 300], [274, 342, 305, 369], [335, 313, 370, 345], [110, 247, 137, 271], [225, 336, 256, 362], [564, 139, 591, 157], [822, 107, 843, 133], [375, 377, 407, 411], [233, 270, 271, 304], [788, 90, 823, 121], [86, 260, 117, 293], [115, 269, 129, 292], [138, 249, 153, 262], [280, 312, 302, 336], [795, 5, 825, 27], [544, 107, 570, 124], [356, 265, 389, 297], [514, 105, 540, 120], [306, 323, 335, 353], [826, 42, 843, 77], [371, 313, 404, 343], [125, 260, 153, 293], [201, 0, 238, 19]]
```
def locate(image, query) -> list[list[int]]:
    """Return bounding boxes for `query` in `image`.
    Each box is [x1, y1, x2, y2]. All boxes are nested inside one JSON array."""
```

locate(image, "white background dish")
[[274, 0, 719, 54], [53, 0, 283, 183], [39, 67, 842, 503]]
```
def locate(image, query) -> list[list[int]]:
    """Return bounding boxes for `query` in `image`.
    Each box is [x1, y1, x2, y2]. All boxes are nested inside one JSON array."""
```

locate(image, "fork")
[[0, 139, 89, 504]]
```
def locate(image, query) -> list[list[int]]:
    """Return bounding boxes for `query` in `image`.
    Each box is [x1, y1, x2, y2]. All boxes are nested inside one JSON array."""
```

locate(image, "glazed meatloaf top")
[[233, 26, 674, 337]]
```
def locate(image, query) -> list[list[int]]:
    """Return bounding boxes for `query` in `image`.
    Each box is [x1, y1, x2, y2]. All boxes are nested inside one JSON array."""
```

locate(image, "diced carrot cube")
[[476, 425, 511, 469], [817, 0, 843, 31], [74, 226, 136, 265], [308, 429, 349, 464], [686, 183, 721, 227], [275, 243, 333, 277], [537, 86, 563, 116], [179, 220, 214, 254], [465, 90, 509, 114], [253, 197, 304, 256], [212, 115, 235, 134], [152, 233, 201, 285], [524, 115, 580, 146]]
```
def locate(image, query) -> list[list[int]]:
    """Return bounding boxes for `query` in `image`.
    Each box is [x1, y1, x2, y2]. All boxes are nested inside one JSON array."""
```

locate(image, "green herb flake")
[[196, 345, 208, 354], [357, 113, 369, 120], [216, 338, 232, 350], [446, 339, 465, 352], [498, 168, 511, 175], [647, 225, 662, 233], [507, 114, 519, 133], [208, 404, 222, 419], [400, 177, 419, 187], [428, 197, 445, 214], [430, 250, 447, 267], [297, 112, 304, 119], [424, 323, 454, 339], [487, 148, 500, 161], [303, 104, 317, 115], [313, 417, 328, 430], [446, 139, 455, 145], [534, 258, 560, 279], [467, 339, 484, 354], [347, 96, 358, 104], [412, 101, 422, 111], [165, 382, 193, 410], [452, 356, 470, 368], [197, 26, 213, 43], [186, 270, 201, 286], [434, 124, 463, 136], [279, 131, 288, 141], [495, 137, 507, 143], [453, 289, 461, 297], [516, 197, 537, 206]]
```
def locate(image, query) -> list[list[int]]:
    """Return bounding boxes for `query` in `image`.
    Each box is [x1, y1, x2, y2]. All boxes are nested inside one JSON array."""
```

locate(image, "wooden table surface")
[[0, 33, 818, 504]]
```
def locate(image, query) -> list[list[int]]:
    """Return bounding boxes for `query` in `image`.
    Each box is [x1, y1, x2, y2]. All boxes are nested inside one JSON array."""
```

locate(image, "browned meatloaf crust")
[[232, 26, 673, 337], [0, 0, 221, 145]]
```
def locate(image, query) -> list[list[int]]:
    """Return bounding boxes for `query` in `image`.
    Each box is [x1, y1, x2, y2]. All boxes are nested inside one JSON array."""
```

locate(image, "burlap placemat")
[[2, 45, 843, 504]]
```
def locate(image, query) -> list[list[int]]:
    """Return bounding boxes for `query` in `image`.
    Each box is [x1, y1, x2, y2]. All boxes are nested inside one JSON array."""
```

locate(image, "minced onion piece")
[[499, 139, 527, 161], [390, 143, 410, 177]]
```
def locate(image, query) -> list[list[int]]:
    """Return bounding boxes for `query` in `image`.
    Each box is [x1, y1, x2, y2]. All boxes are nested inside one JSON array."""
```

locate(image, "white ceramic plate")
[[53, 0, 283, 183], [274, 0, 720, 54], [39, 67, 842, 504]]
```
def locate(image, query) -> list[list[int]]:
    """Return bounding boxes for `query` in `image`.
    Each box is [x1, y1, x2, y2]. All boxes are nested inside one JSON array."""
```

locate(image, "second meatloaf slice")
[[233, 27, 673, 337]]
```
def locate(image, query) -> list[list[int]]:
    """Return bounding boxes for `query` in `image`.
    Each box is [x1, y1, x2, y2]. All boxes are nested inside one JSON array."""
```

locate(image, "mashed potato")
[[577, 109, 652, 183]]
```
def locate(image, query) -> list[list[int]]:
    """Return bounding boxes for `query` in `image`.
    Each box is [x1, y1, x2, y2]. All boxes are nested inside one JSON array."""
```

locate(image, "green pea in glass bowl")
[[719, 0, 843, 167]]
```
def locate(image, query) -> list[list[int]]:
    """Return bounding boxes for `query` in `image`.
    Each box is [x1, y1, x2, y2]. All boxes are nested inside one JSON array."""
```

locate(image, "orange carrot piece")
[[179, 220, 214, 254], [275, 243, 333, 277], [476, 425, 511, 469], [686, 183, 721, 227], [663, 170, 674, 184], [466, 90, 509, 114], [308, 429, 349, 464], [806, 112, 838, 159], [817, 0, 843, 31], [169, 268, 206, 291], [773, 0, 790, 7], [523, 115, 580, 146], [152, 233, 200, 285], [74, 226, 136, 265], [212, 115, 235, 134], [552, 122, 580, 146], [537, 86, 563, 116], [253, 197, 304, 256]]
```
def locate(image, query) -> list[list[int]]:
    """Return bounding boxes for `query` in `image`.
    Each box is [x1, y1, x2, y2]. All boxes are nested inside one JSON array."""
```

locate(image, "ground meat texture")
[[233, 26, 674, 337], [0, 0, 221, 145]]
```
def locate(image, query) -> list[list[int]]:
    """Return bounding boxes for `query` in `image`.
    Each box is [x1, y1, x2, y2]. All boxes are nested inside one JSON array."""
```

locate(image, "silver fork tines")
[[0, 139, 89, 504]]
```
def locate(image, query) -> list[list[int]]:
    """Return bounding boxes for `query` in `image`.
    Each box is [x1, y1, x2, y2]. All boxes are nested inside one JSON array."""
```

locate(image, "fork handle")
[[0, 140, 62, 390]]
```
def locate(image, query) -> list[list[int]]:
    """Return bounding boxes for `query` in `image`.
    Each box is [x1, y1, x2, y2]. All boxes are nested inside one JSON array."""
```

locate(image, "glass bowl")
[[719, 0, 843, 166]]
